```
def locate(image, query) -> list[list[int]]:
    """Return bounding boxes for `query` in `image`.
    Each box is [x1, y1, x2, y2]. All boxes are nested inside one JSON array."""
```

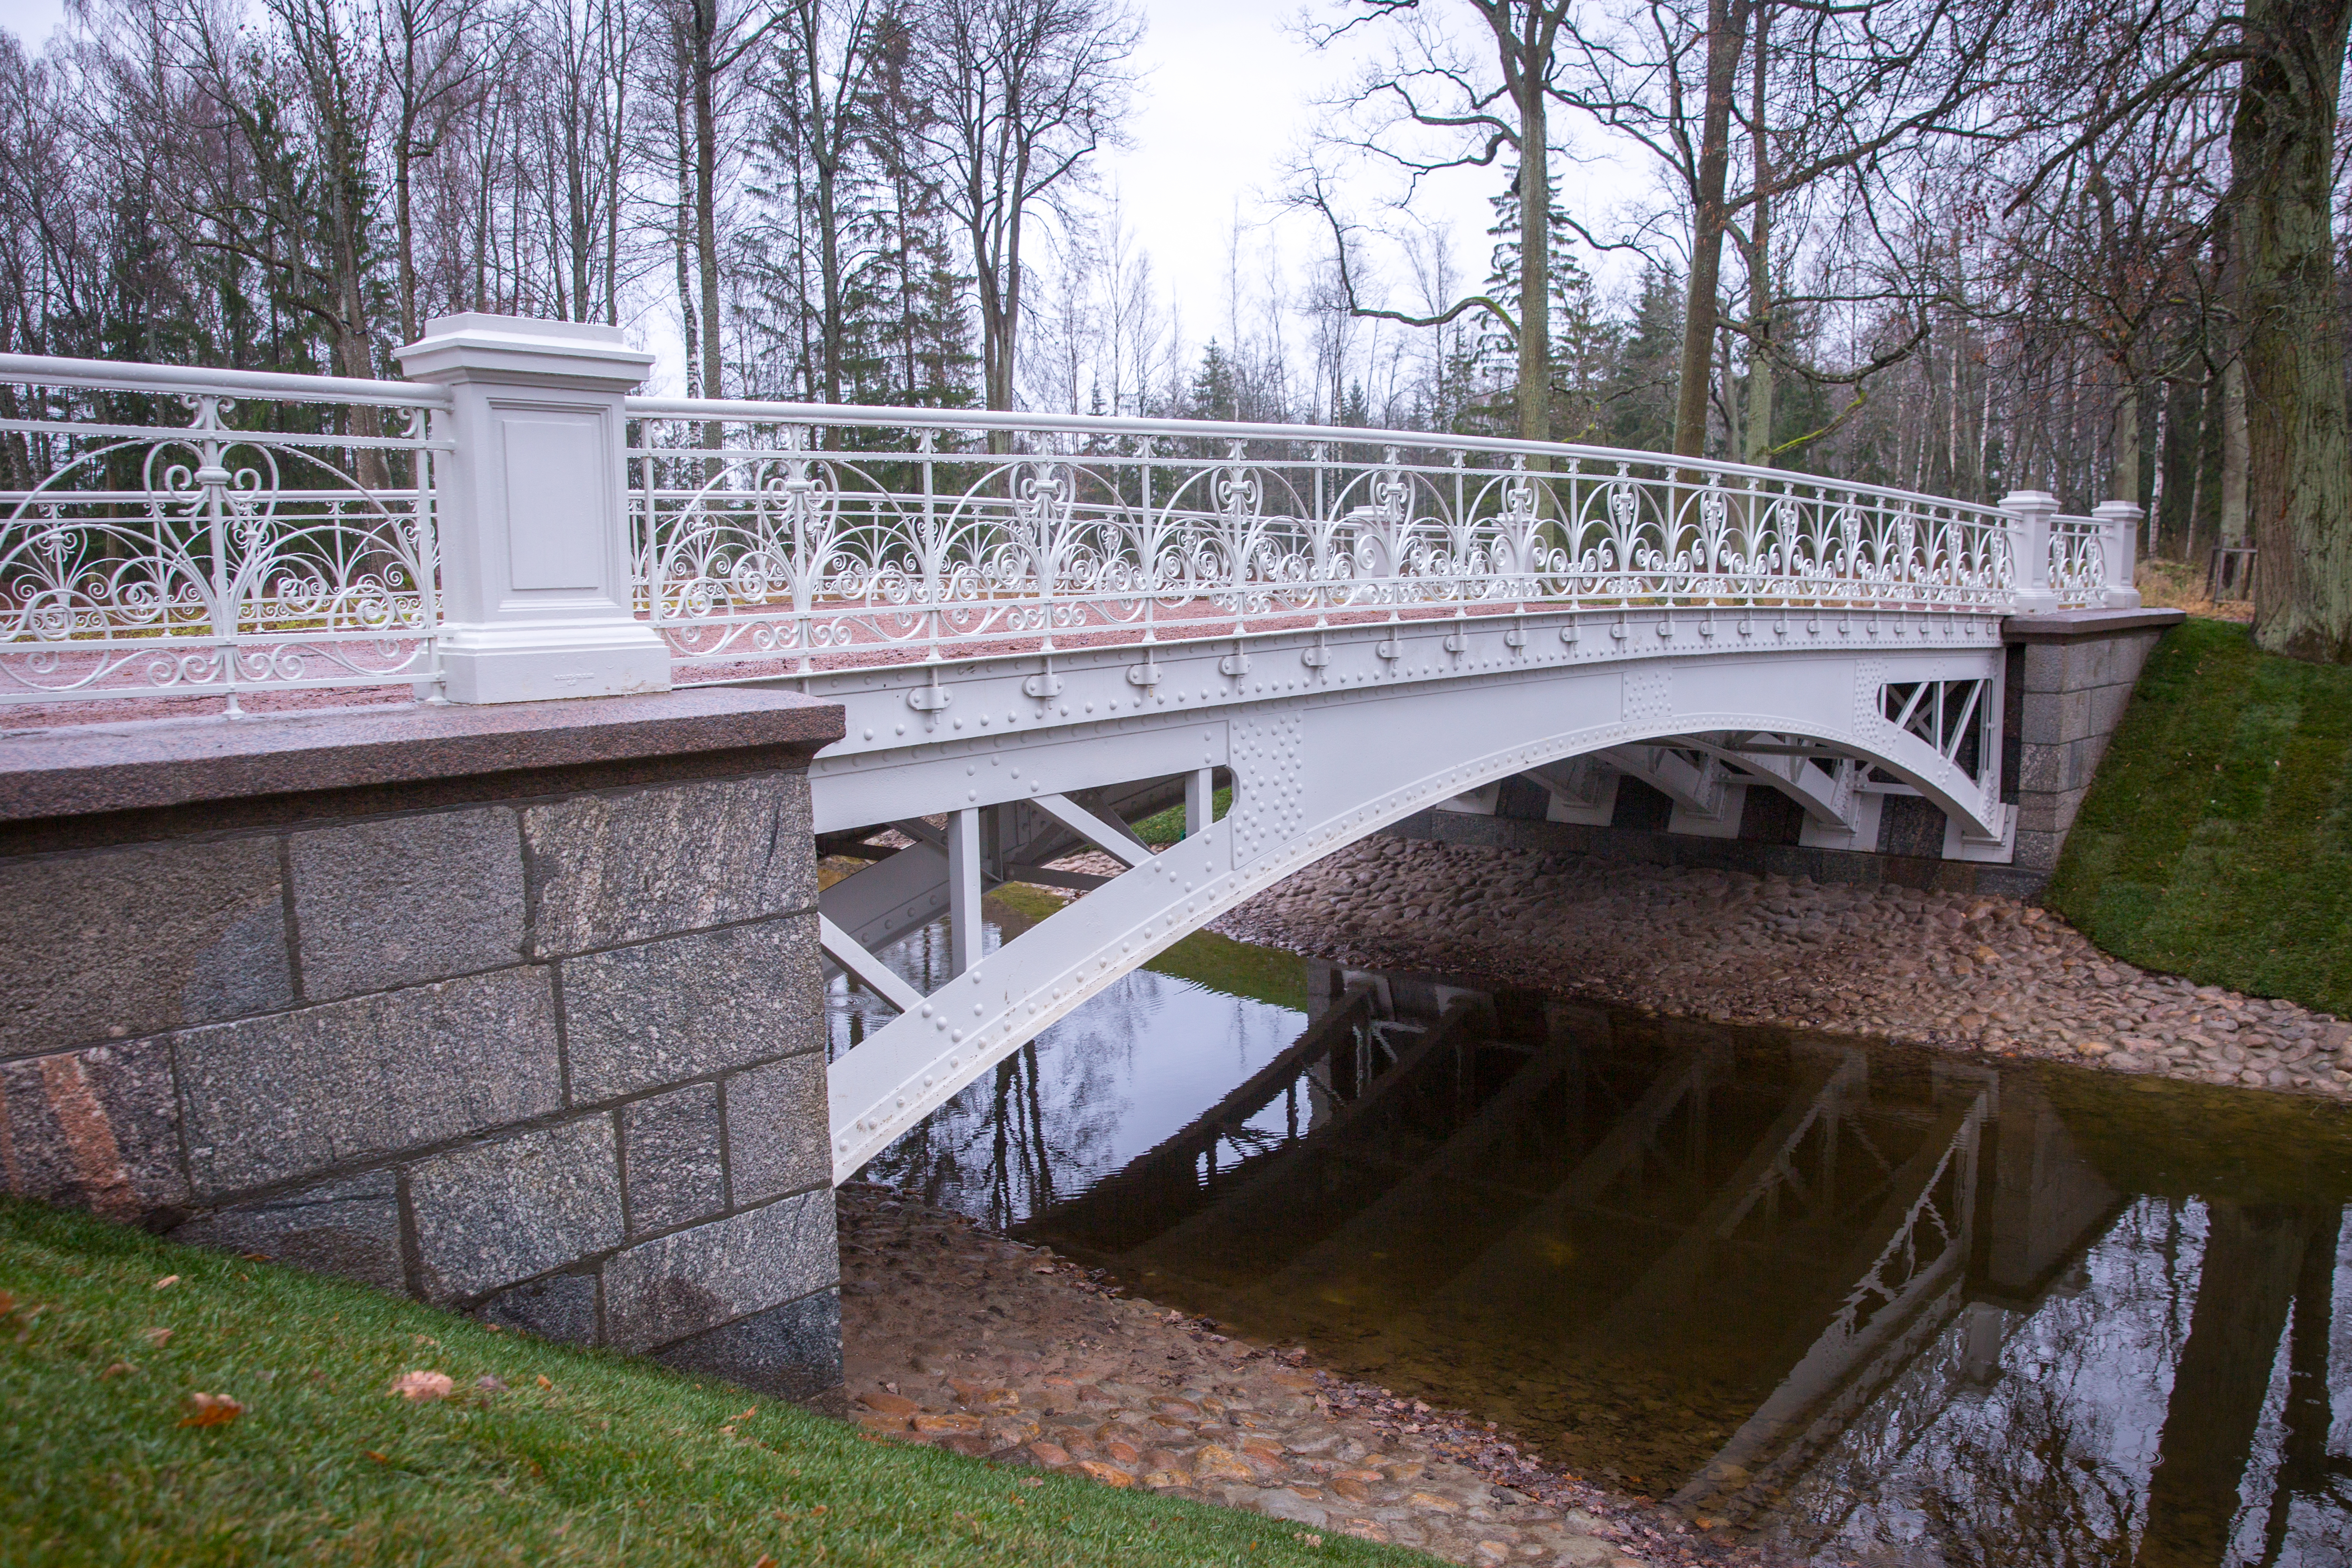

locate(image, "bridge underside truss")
[[801, 606, 2010, 1181]]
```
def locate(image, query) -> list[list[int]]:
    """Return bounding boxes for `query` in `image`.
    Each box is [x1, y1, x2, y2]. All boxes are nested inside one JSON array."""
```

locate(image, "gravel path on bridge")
[[1211, 836, 2352, 1092], [838, 1183, 1790, 1568]]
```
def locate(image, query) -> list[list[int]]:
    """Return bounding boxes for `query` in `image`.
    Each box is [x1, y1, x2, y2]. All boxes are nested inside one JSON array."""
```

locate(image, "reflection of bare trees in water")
[[862, 980, 1149, 1227], [1775, 1199, 2199, 1565], [1911, 1374, 2141, 1568], [1771, 1198, 2352, 1568]]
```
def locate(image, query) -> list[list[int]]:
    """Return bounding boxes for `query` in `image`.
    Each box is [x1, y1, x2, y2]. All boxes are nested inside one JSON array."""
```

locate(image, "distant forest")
[[0, 0, 2331, 574]]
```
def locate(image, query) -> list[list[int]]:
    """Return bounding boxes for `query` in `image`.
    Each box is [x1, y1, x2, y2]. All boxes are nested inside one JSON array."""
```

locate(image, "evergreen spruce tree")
[[1187, 339, 1239, 423], [1606, 267, 1684, 454], [1481, 164, 1609, 441]]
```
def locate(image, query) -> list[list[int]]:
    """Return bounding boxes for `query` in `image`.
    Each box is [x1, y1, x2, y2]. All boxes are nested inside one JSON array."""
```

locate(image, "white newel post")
[[2090, 499, 2144, 608], [1999, 489, 2061, 614], [395, 313, 668, 704]]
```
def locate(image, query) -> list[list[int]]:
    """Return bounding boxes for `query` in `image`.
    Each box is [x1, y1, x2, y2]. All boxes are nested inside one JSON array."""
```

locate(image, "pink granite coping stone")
[[0, 685, 845, 825], [2002, 608, 2187, 642]]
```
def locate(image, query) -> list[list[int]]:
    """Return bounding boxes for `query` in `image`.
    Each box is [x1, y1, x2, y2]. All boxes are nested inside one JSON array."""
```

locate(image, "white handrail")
[[626, 395, 2012, 524], [0, 353, 451, 409]]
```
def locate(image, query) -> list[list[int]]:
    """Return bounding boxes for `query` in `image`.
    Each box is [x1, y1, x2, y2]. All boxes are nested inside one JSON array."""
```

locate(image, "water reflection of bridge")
[[1019, 964, 2352, 1562]]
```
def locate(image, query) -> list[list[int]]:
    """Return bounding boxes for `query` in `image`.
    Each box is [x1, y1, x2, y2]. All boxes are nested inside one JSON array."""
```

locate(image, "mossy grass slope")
[[0, 1197, 1427, 1567], [2046, 617, 2352, 1017]]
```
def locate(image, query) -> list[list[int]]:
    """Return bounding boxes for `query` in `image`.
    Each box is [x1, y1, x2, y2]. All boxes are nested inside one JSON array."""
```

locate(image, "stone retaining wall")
[[2006, 610, 2176, 877], [0, 688, 846, 1399]]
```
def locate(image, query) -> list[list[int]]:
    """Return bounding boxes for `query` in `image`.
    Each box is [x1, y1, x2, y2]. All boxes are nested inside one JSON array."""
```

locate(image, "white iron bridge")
[[0, 330, 2143, 1185]]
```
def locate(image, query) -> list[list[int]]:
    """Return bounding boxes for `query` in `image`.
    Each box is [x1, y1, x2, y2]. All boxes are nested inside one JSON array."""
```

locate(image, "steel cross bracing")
[[806, 600, 2012, 1182]]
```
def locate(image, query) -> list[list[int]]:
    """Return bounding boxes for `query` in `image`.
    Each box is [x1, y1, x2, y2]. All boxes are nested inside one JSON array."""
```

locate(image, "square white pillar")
[[395, 314, 668, 704], [1999, 489, 2061, 614], [2091, 500, 2145, 608]]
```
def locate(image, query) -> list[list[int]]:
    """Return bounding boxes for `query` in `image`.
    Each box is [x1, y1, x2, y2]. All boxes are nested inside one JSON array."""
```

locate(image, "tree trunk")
[[2221, 355, 2250, 545], [2136, 1204, 2304, 1567], [395, 134, 417, 343], [2228, 0, 2352, 660], [690, 0, 724, 408], [2110, 378, 2141, 504], [1672, 0, 1753, 458], [1718, 324, 1741, 459], [1742, 8, 1772, 467], [816, 138, 844, 406], [1740, 42, 1773, 463], [673, 77, 700, 398], [2157, 372, 2202, 558], [1516, 63, 1550, 447]]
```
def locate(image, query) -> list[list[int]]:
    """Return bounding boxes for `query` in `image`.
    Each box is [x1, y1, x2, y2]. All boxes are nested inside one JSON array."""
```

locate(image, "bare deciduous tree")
[[914, 0, 1138, 425]]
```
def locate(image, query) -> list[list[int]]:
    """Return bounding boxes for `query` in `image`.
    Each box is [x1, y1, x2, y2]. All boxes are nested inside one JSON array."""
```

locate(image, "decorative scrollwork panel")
[[0, 379, 444, 704], [629, 410, 2045, 676]]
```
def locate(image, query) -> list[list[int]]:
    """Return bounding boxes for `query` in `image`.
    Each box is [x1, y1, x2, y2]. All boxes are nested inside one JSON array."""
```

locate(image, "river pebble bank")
[[1212, 835, 2352, 1093], [838, 1182, 1794, 1568]]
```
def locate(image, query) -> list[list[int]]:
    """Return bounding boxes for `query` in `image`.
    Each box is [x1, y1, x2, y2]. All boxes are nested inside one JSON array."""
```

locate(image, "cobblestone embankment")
[[1212, 836, 2352, 1093], [839, 1185, 1791, 1568]]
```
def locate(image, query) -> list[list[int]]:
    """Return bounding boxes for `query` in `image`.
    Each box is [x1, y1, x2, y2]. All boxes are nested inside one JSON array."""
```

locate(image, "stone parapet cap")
[[0, 686, 844, 827], [2002, 608, 2188, 644]]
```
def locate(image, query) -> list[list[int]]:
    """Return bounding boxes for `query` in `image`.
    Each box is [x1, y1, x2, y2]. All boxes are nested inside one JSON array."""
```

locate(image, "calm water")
[[831, 900, 2352, 1567]]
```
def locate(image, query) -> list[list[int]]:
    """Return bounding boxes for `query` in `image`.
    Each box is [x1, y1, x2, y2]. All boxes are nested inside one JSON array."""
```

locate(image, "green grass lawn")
[[0, 1197, 1427, 1567], [2045, 617, 2352, 1018], [1135, 787, 1231, 847]]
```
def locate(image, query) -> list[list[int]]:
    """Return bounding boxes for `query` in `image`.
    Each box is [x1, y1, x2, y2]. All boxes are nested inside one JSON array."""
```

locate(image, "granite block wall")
[[2008, 627, 2170, 876], [0, 755, 841, 1401]]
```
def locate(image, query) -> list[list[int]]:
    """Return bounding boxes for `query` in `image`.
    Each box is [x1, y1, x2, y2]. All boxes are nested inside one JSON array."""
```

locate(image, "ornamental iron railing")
[[628, 400, 2057, 676], [0, 334, 2137, 706], [0, 354, 446, 706]]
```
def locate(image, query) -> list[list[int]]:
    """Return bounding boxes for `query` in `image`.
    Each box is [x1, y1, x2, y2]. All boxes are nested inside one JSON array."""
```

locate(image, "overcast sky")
[[1092, 0, 1498, 339], [0, 0, 1531, 379]]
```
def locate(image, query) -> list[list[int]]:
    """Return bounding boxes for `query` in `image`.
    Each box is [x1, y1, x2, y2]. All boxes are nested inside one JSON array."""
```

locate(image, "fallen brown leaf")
[[151, 1275, 179, 1290], [100, 1361, 137, 1380], [0, 1290, 15, 1313], [387, 1370, 454, 1402], [364, 1449, 391, 1464], [179, 1392, 242, 1427], [142, 1327, 173, 1348], [535, 1375, 552, 1390], [752, 1557, 779, 1568]]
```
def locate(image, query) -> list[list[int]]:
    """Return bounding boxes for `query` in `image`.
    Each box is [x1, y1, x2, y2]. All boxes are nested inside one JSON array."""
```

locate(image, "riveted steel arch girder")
[[807, 612, 2009, 1182]]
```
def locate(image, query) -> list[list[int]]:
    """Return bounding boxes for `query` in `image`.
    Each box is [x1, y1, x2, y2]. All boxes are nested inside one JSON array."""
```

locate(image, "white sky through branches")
[[0, 0, 1569, 397]]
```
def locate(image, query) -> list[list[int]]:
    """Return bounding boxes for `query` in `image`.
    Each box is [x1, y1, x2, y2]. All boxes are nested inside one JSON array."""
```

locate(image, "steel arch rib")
[[818, 637, 2009, 1182]]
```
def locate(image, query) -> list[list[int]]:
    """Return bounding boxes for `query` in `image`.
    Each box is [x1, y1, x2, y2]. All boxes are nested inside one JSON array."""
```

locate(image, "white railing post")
[[1999, 489, 2060, 613], [2090, 500, 2144, 608], [394, 313, 666, 704]]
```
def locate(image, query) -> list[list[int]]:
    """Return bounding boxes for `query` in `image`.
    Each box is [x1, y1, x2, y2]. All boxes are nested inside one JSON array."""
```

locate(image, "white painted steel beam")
[[947, 807, 983, 976], [817, 915, 924, 1015], [1032, 793, 1153, 869], [811, 611, 2016, 1183], [817, 839, 951, 956]]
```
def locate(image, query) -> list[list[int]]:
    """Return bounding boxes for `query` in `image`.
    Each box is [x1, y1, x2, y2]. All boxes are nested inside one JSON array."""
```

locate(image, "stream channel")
[[826, 888, 2352, 1567]]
